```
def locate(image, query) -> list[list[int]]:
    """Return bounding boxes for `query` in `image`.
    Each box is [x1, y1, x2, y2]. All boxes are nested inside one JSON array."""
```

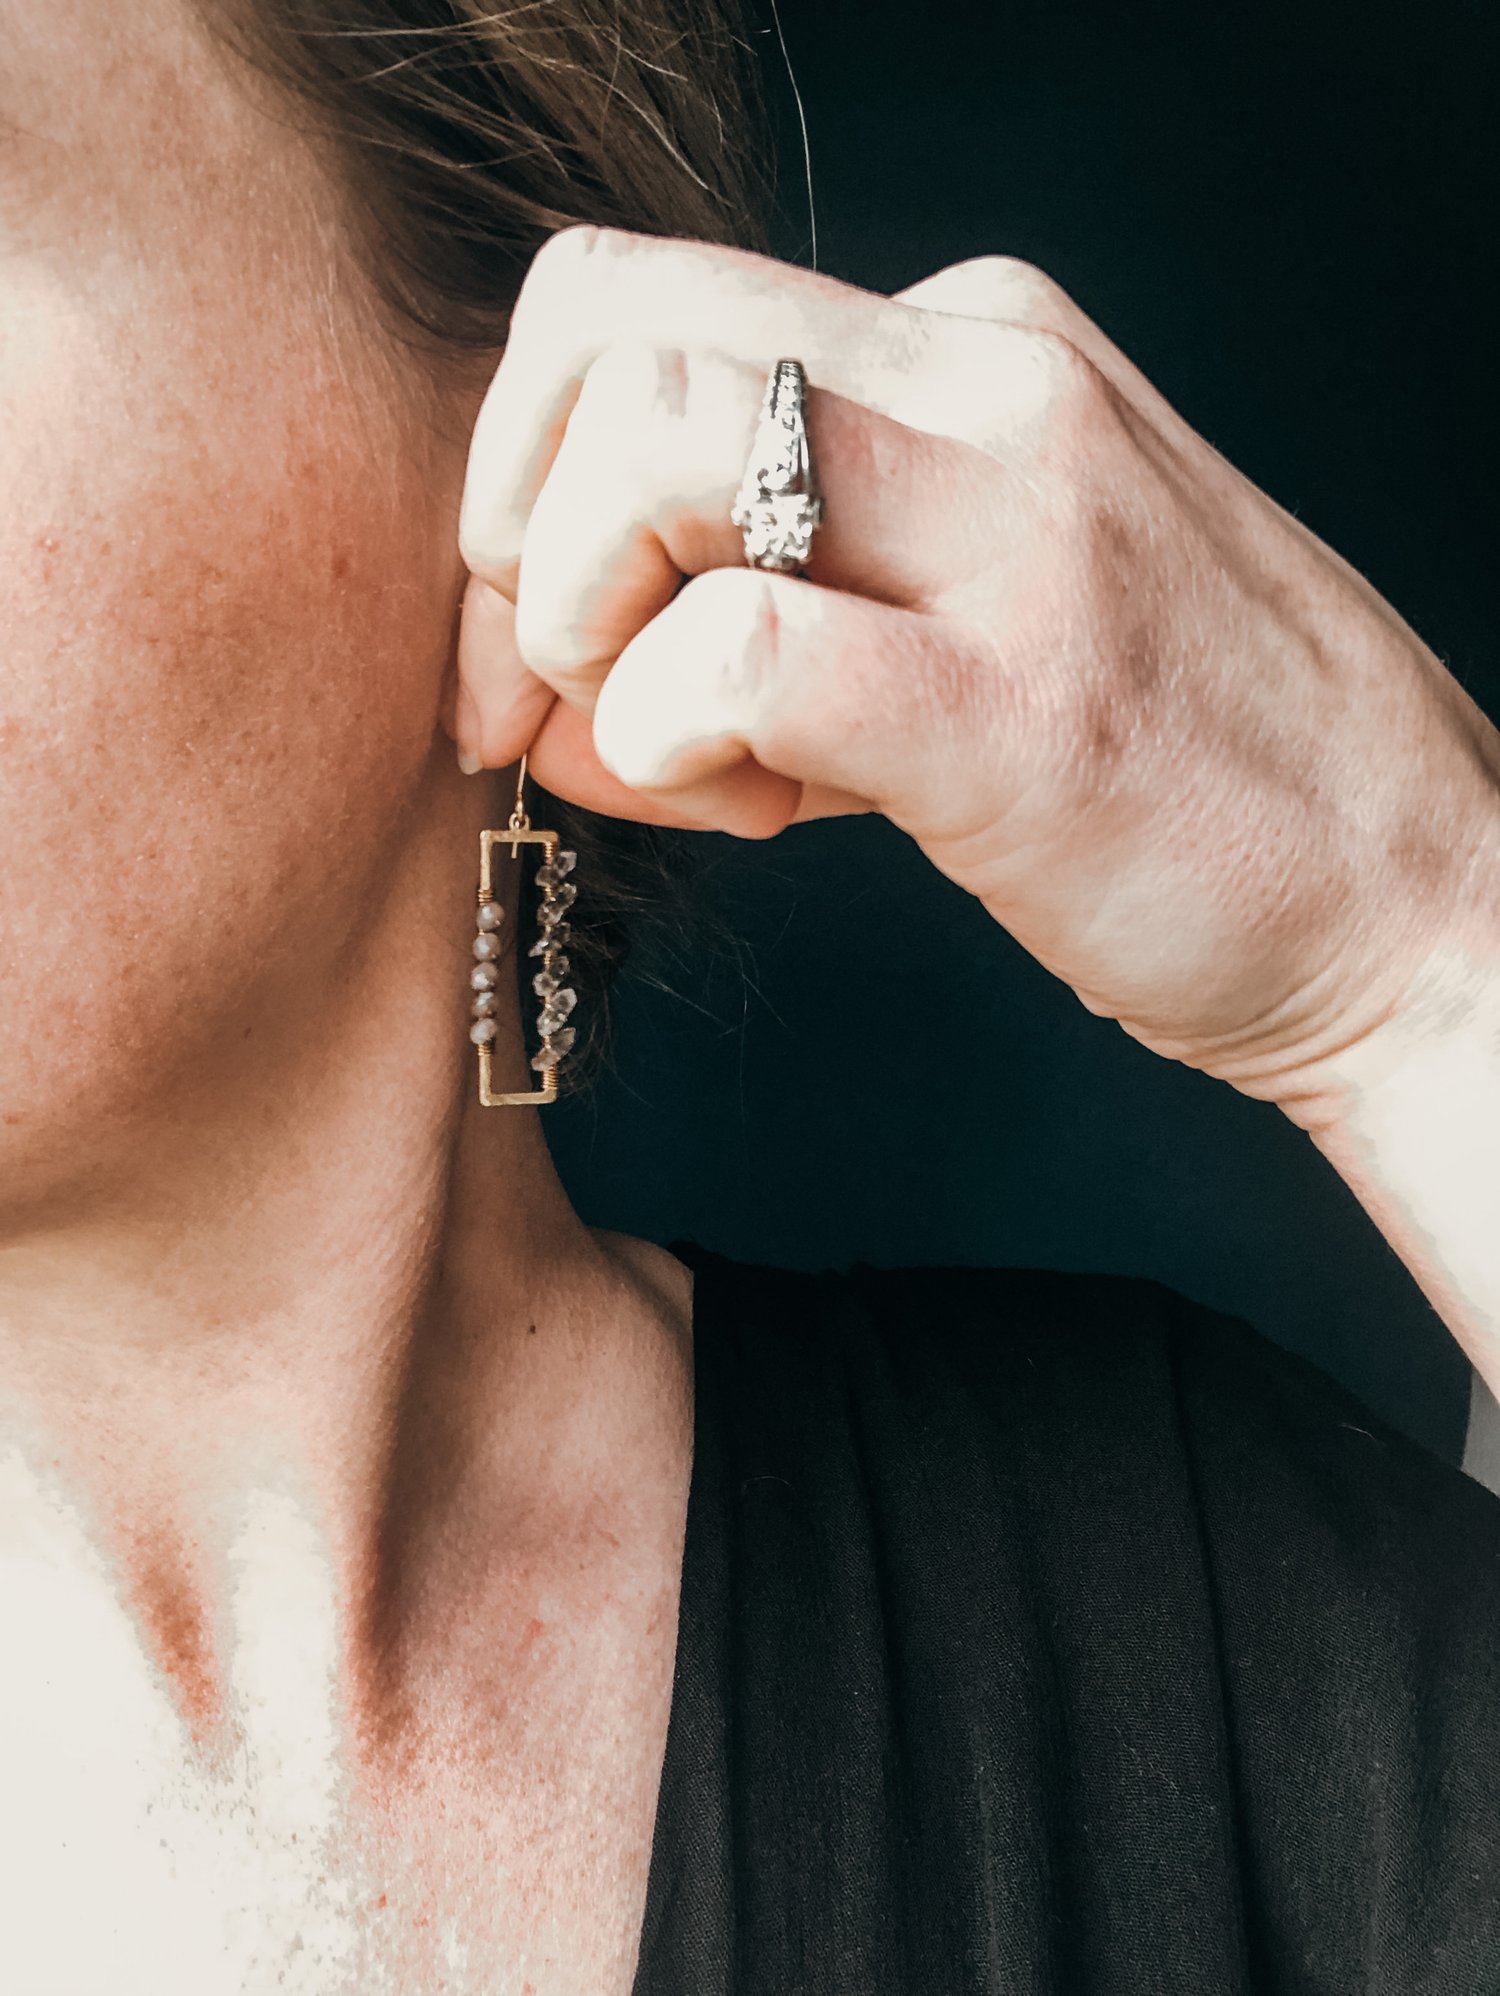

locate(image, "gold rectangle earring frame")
[[477, 825, 560, 1108]]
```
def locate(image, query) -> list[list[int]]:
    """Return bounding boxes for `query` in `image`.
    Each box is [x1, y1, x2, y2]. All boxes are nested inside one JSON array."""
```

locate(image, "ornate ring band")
[[730, 357, 825, 574]]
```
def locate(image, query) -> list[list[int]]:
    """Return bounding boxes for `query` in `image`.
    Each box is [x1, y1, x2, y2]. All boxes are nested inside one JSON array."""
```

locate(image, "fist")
[[454, 226, 1500, 1122]]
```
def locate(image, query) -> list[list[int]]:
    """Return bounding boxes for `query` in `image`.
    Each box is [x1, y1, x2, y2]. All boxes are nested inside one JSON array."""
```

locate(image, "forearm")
[[1305, 941, 1500, 1403]]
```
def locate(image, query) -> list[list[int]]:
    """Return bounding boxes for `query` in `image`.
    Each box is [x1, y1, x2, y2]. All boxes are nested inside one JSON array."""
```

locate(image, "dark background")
[[547, 0, 1498, 1463]]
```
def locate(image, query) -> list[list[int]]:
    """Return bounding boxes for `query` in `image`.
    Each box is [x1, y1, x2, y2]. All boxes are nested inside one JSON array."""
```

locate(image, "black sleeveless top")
[[632, 1243, 1500, 1995]]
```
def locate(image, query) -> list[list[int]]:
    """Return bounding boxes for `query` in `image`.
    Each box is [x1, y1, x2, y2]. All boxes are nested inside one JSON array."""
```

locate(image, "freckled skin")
[[0, 0, 470, 1211], [0, 4, 698, 1987]]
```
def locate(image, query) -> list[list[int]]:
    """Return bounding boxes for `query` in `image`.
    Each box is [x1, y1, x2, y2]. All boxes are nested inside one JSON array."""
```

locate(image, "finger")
[[455, 571, 555, 768], [458, 225, 938, 588], [450, 581, 715, 824], [455, 578, 869, 829], [507, 341, 1003, 722], [519, 667, 873, 831], [525, 689, 782, 837], [589, 564, 999, 844], [459, 229, 1184, 605], [510, 692, 732, 829], [892, 254, 1200, 448]]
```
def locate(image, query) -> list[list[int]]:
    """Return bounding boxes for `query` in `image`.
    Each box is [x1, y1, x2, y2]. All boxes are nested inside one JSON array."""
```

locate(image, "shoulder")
[[676, 1245, 1500, 1961], [678, 1238, 1500, 1643], [676, 1246, 1500, 1961]]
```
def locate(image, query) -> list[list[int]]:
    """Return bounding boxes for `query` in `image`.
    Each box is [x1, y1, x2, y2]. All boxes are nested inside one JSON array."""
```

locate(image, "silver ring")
[[730, 357, 824, 574]]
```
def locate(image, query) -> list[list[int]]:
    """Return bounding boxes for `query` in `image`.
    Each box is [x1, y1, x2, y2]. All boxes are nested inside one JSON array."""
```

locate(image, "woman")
[[1, 0, 1495, 1990]]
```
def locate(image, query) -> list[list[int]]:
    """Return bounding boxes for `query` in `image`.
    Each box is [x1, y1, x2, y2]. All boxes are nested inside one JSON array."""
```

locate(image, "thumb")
[[591, 564, 948, 838]]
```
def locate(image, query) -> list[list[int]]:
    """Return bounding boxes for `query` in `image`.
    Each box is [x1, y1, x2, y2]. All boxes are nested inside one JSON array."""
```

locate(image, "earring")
[[469, 751, 578, 1106]]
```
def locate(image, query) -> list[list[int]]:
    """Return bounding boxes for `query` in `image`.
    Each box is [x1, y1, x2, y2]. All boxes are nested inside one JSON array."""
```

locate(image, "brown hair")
[[200, 0, 779, 1091]]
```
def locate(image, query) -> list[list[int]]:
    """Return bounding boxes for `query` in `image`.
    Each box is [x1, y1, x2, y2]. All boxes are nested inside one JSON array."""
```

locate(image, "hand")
[[453, 227, 1500, 1124]]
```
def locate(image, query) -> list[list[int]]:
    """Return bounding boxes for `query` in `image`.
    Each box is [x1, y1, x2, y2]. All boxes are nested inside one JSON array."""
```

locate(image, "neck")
[[0, 750, 687, 1756]]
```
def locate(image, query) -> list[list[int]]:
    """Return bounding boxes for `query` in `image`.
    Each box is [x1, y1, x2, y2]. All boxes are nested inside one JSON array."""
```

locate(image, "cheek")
[[0, 296, 463, 1140]]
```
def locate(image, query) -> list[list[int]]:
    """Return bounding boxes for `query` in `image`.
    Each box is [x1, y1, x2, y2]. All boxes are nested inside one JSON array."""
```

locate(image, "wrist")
[[1297, 773, 1500, 1133], [1302, 934, 1500, 1386], [1323, 944, 1500, 1126], [1271, 690, 1500, 1379]]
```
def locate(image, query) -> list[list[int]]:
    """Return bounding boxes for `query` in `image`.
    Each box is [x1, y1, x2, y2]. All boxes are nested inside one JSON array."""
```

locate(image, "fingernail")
[[457, 745, 484, 776]]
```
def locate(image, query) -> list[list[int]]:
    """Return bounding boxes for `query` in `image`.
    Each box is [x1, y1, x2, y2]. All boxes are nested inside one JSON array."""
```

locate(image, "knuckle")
[[738, 571, 789, 709], [514, 602, 602, 690], [699, 563, 770, 663], [1017, 323, 1098, 410], [457, 516, 500, 579], [513, 573, 603, 683], [510, 594, 573, 677], [531, 222, 603, 277], [901, 253, 1076, 330], [577, 340, 689, 423], [513, 625, 601, 696], [528, 223, 644, 286], [996, 325, 1114, 444], [512, 224, 607, 322], [684, 567, 787, 736], [458, 499, 523, 586], [966, 254, 1075, 324]]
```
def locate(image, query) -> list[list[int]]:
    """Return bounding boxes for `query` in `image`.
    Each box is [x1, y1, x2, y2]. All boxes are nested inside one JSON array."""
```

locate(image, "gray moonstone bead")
[[470, 962, 500, 991], [476, 901, 504, 931], [471, 990, 499, 1017], [469, 1017, 498, 1045], [472, 932, 502, 961]]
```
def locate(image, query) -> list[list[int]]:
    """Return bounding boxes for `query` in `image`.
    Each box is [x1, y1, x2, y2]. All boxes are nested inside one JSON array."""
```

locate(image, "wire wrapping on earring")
[[471, 752, 578, 1107]]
